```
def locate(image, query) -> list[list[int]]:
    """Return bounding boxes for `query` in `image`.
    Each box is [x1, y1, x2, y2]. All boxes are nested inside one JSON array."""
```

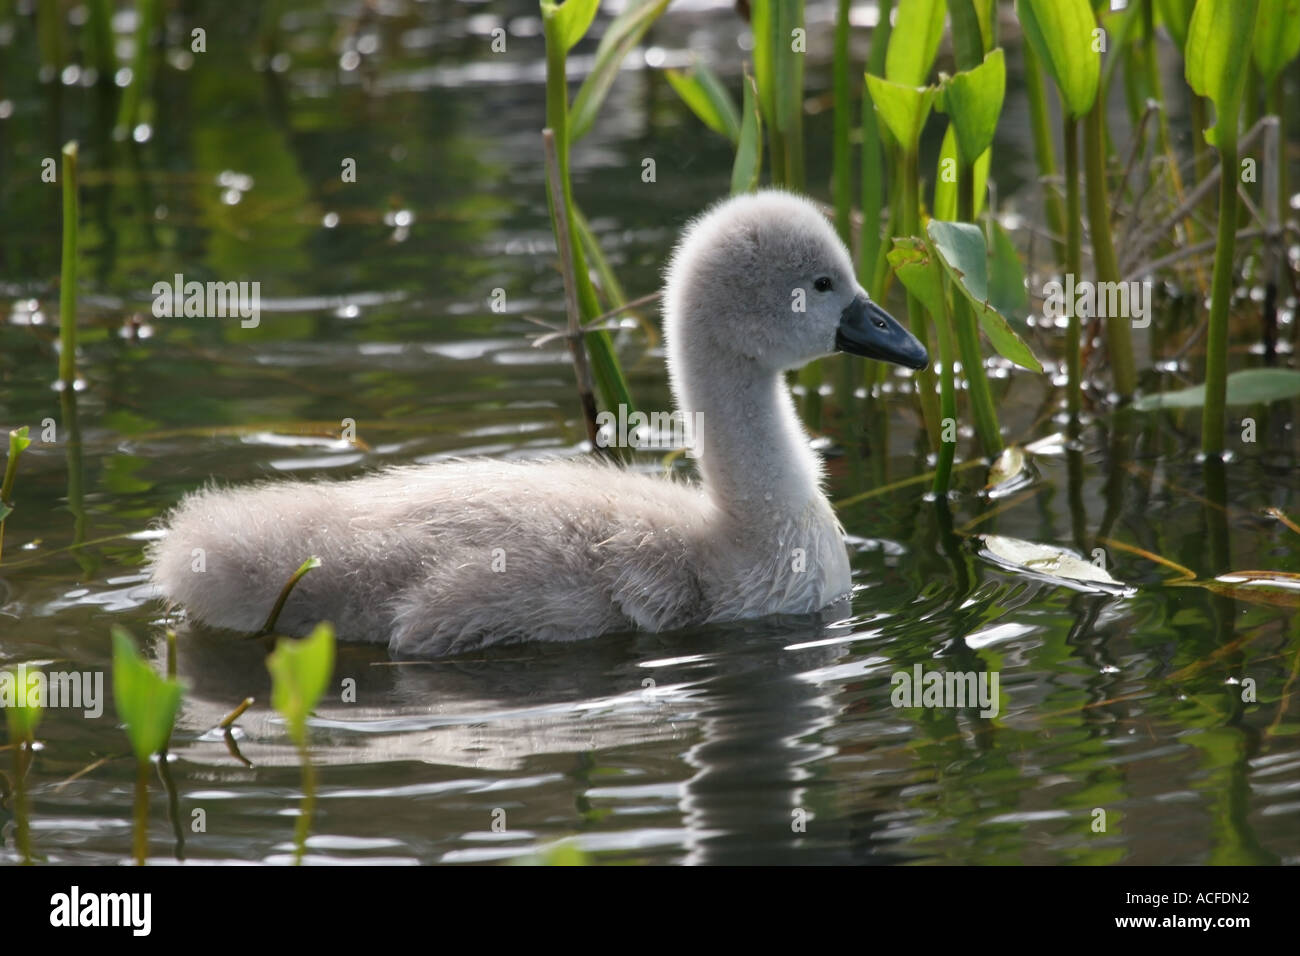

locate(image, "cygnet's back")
[[149, 190, 927, 656]]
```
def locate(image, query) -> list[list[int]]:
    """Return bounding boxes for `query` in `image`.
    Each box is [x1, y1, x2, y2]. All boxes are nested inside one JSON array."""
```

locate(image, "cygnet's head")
[[663, 190, 928, 375]]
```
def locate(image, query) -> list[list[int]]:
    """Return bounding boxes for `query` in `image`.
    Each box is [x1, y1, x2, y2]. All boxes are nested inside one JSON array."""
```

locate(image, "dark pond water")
[[2, 0, 1299, 865]]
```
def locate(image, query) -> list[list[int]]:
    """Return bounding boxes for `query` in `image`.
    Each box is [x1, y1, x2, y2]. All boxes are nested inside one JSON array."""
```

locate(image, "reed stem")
[[59, 142, 78, 390]]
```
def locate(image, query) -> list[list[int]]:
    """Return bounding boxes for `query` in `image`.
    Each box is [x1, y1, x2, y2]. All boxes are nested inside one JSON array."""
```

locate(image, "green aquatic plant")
[[859, 0, 893, 296], [0, 426, 32, 565], [731, 68, 763, 196], [111, 627, 183, 865], [540, 0, 636, 419], [58, 141, 78, 390], [935, 47, 1006, 454], [751, 0, 806, 189], [1184, 0, 1259, 456], [1016, 0, 1099, 423], [3, 662, 43, 864], [254, 556, 321, 637], [266, 623, 335, 865]]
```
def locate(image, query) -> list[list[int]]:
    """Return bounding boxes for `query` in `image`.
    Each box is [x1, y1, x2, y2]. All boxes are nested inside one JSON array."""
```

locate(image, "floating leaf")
[[570, 0, 672, 141], [926, 220, 1043, 372], [865, 74, 936, 148], [1172, 571, 1300, 608], [112, 627, 183, 763], [977, 535, 1131, 595], [937, 47, 1006, 165], [1016, 0, 1100, 119], [885, 0, 947, 87], [665, 62, 740, 143], [1185, 0, 1259, 146], [1253, 0, 1300, 81], [985, 445, 1035, 499], [541, 0, 600, 55], [1133, 368, 1300, 411], [730, 69, 763, 195], [267, 623, 336, 749]]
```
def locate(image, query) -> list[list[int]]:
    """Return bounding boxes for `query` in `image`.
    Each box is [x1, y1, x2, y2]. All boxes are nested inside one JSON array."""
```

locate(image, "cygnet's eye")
[[813, 276, 833, 293]]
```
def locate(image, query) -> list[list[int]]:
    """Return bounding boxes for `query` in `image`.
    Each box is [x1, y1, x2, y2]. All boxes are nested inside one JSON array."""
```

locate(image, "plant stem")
[[1202, 133, 1240, 457], [255, 556, 320, 637], [12, 740, 32, 864], [1064, 118, 1083, 424], [859, 0, 893, 295], [902, 149, 940, 449], [543, 129, 601, 450], [954, 162, 1003, 455], [1084, 100, 1137, 399], [832, 0, 852, 246], [133, 758, 149, 865], [59, 142, 78, 390], [1023, 42, 1065, 264], [933, 291, 957, 494], [541, 15, 634, 417], [293, 745, 316, 865]]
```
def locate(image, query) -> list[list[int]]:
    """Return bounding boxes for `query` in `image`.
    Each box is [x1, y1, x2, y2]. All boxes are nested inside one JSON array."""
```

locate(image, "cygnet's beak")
[[835, 294, 929, 370]]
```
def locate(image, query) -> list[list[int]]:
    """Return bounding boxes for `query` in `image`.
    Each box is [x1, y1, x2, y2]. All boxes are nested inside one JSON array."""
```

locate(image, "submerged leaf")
[[976, 535, 1131, 595], [2, 665, 43, 740], [1133, 368, 1300, 411]]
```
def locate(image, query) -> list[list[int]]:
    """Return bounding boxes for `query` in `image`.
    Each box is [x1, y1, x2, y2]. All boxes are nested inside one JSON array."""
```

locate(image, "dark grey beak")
[[835, 295, 929, 370]]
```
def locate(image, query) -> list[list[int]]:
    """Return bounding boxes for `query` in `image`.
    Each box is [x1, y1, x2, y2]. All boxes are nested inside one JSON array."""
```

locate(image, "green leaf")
[[2, 665, 43, 740], [731, 69, 763, 195], [570, 0, 671, 141], [885, 0, 947, 86], [926, 220, 1043, 372], [987, 220, 1030, 334], [267, 623, 336, 749], [1158, 0, 1197, 50], [1185, 0, 1260, 146], [888, 236, 947, 322], [933, 125, 990, 220], [865, 74, 936, 147], [1016, 0, 1100, 118], [665, 62, 741, 143], [1253, 0, 1300, 81], [937, 48, 1006, 165], [541, 0, 600, 55], [112, 627, 183, 763], [1133, 368, 1300, 411]]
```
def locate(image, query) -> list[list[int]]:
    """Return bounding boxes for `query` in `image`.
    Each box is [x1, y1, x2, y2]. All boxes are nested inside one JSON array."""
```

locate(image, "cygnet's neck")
[[674, 356, 826, 521]]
